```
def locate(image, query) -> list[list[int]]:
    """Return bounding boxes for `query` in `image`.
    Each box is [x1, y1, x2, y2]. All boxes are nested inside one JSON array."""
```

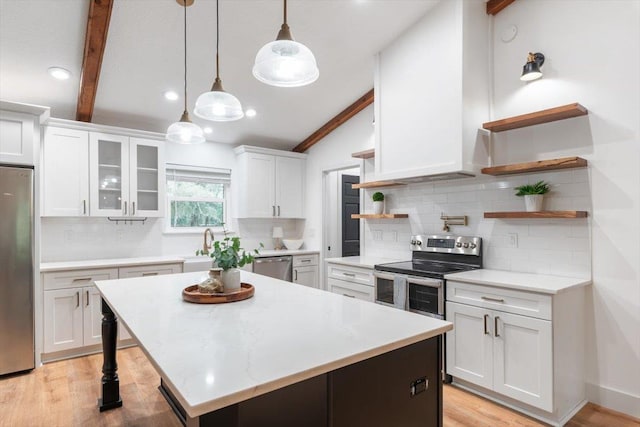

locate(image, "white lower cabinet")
[[42, 262, 183, 359], [326, 262, 375, 302], [292, 255, 319, 288]]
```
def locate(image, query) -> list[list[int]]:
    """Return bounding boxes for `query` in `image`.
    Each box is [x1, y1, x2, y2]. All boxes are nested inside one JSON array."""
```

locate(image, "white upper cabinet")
[[374, 0, 489, 181], [42, 126, 90, 216], [0, 102, 49, 166], [89, 132, 164, 217], [234, 145, 306, 219]]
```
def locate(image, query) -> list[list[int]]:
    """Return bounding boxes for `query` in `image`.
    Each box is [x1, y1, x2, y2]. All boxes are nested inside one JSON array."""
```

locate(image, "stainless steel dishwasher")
[[252, 256, 292, 282]]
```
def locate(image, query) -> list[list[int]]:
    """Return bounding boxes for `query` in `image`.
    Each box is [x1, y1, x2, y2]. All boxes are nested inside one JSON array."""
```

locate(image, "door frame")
[[321, 161, 362, 290]]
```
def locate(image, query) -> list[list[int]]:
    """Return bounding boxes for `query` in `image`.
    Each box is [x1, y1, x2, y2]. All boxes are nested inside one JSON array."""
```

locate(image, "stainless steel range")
[[373, 235, 482, 319]]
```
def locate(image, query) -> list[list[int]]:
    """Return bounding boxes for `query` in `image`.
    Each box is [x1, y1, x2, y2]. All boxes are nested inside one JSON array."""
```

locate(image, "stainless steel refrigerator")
[[0, 165, 35, 375]]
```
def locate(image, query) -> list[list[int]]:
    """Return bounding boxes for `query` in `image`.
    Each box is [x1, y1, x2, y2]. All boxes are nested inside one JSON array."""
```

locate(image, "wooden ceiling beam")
[[486, 0, 516, 15], [76, 0, 114, 122], [292, 88, 374, 153]]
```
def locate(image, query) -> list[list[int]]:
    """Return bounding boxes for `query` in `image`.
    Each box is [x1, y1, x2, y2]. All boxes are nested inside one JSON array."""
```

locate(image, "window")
[[165, 164, 231, 233]]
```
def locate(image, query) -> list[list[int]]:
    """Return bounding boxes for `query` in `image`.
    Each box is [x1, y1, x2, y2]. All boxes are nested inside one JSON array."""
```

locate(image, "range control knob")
[[463, 243, 470, 248], [411, 240, 416, 245], [455, 242, 462, 248], [416, 240, 422, 246], [470, 243, 477, 249]]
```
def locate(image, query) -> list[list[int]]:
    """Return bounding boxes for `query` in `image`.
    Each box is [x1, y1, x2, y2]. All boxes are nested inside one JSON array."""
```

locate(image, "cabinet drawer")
[[446, 281, 552, 320], [328, 278, 374, 302], [293, 254, 318, 267], [43, 268, 119, 291], [118, 263, 182, 278], [327, 263, 373, 286]]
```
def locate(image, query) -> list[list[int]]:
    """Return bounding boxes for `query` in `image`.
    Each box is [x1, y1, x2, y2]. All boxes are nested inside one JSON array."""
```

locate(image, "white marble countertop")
[[40, 255, 187, 272], [444, 269, 592, 294], [95, 271, 452, 417], [325, 256, 404, 269]]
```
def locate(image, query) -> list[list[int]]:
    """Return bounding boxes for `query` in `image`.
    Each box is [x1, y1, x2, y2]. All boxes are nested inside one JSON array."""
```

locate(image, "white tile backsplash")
[[364, 172, 591, 279]]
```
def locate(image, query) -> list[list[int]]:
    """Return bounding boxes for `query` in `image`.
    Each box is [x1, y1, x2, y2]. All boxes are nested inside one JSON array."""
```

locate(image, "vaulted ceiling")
[[0, 0, 439, 149]]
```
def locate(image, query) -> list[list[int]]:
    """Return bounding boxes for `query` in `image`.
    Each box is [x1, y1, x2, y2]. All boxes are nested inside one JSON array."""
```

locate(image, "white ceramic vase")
[[524, 194, 544, 212], [221, 268, 241, 292], [373, 201, 384, 215]]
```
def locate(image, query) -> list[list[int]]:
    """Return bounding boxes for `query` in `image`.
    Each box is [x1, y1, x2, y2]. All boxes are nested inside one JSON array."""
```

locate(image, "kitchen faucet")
[[202, 228, 215, 255]]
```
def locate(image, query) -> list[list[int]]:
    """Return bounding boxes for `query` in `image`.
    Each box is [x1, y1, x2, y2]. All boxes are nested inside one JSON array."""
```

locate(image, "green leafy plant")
[[372, 192, 384, 202], [515, 181, 550, 196], [197, 225, 262, 270]]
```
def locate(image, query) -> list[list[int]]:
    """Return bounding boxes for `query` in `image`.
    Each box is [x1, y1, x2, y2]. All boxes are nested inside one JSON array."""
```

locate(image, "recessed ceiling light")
[[164, 90, 179, 101], [47, 67, 71, 80], [203, 127, 213, 134], [245, 108, 257, 118]]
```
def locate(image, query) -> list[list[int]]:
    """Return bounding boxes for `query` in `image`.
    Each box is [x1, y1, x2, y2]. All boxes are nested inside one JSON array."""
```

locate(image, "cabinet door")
[[129, 137, 164, 217], [43, 288, 84, 353], [239, 153, 276, 217], [0, 110, 34, 165], [275, 156, 304, 218], [328, 278, 374, 302], [89, 132, 130, 216], [42, 127, 89, 216], [293, 266, 318, 288], [445, 302, 493, 389], [493, 311, 553, 411], [83, 286, 104, 346]]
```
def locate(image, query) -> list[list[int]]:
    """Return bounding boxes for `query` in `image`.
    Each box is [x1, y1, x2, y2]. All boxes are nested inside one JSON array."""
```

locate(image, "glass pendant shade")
[[253, 38, 319, 87], [166, 112, 206, 144], [194, 79, 244, 121]]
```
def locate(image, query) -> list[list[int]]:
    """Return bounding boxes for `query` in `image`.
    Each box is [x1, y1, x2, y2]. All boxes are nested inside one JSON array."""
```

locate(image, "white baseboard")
[[586, 382, 640, 419]]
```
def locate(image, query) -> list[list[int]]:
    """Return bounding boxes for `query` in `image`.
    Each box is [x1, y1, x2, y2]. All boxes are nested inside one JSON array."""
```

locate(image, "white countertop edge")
[[325, 256, 404, 269], [41, 256, 187, 272], [178, 323, 451, 417], [255, 249, 319, 257], [444, 269, 592, 295]]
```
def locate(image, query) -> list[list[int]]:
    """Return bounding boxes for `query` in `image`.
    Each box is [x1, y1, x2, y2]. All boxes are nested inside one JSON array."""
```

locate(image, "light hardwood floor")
[[1, 347, 638, 427]]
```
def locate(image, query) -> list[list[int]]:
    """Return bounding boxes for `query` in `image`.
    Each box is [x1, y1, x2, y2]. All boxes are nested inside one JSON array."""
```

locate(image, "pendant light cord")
[[183, 0, 188, 113], [283, 0, 287, 25], [216, 0, 220, 80]]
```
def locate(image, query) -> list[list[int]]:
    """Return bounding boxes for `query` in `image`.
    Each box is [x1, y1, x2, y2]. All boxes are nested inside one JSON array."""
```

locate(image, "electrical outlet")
[[372, 230, 383, 241], [507, 232, 518, 248]]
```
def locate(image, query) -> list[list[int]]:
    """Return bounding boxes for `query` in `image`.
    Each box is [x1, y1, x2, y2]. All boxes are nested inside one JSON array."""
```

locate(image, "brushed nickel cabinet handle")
[[342, 272, 356, 277], [343, 294, 356, 298], [277, 205, 280, 216], [272, 205, 275, 216], [86, 290, 90, 307], [132, 201, 136, 216], [482, 296, 505, 303], [76, 291, 80, 308], [494, 316, 500, 337], [83, 199, 87, 215], [142, 272, 158, 276], [301, 259, 311, 263], [124, 201, 128, 215], [295, 270, 298, 281], [483, 314, 489, 335], [72, 277, 92, 282]]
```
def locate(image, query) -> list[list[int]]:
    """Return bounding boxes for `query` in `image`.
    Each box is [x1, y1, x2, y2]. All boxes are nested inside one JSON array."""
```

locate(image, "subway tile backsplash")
[[363, 169, 591, 279]]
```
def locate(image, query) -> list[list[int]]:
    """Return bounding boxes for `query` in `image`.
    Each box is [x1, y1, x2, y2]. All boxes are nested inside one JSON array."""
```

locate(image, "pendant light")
[[194, 0, 243, 121], [520, 52, 545, 82], [253, 0, 319, 87], [166, 0, 205, 144]]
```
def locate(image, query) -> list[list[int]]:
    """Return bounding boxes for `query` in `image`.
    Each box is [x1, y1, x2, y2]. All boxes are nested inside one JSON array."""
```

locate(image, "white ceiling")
[[0, 0, 439, 150]]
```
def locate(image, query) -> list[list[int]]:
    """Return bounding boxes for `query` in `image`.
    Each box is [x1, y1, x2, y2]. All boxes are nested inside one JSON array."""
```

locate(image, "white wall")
[[304, 0, 639, 417]]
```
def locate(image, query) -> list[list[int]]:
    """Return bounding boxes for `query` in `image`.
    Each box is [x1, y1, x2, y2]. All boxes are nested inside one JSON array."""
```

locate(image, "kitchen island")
[[95, 271, 452, 427]]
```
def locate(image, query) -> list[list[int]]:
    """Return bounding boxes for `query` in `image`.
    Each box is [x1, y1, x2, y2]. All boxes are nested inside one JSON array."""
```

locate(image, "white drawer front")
[[328, 278, 374, 302], [327, 263, 373, 286], [118, 263, 183, 278], [446, 280, 552, 320], [43, 268, 119, 290], [292, 254, 319, 267]]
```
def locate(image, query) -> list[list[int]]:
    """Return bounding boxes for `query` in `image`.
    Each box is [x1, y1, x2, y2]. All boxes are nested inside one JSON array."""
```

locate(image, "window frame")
[[163, 164, 232, 235]]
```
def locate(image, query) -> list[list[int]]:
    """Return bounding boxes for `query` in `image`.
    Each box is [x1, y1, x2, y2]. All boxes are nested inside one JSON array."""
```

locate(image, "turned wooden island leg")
[[98, 298, 122, 411]]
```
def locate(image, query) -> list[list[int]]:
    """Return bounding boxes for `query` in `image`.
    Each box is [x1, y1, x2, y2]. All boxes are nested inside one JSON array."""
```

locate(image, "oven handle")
[[373, 271, 397, 281], [406, 276, 443, 288]]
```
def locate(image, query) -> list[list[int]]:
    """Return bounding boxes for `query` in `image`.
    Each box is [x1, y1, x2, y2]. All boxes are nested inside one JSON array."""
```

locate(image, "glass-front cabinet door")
[[89, 132, 130, 217], [129, 137, 164, 217]]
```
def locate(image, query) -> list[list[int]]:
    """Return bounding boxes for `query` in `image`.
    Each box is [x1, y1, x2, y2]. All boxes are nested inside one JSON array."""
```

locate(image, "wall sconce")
[[520, 52, 545, 82]]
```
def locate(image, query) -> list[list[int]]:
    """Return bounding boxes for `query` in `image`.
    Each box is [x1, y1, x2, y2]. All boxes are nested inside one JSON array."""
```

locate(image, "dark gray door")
[[341, 175, 360, 257]]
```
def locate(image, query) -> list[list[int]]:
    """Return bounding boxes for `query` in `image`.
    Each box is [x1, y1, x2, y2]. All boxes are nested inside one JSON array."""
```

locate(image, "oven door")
[[373, 271, 402, 308], [407, 276, 443, 319]]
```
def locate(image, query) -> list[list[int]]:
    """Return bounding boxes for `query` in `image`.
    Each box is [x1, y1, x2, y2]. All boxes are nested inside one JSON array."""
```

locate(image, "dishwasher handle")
[[254, 257, 291, 264]]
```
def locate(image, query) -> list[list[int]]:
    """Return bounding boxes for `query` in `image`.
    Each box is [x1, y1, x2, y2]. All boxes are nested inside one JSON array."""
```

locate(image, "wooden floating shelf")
[[482, 103, 588, 132], [351, 148, 375, 159], [481, 156, 588, 176], [484, 211, 588, 219], [351, 214, 409, 219], [352, 180, 406, 190]]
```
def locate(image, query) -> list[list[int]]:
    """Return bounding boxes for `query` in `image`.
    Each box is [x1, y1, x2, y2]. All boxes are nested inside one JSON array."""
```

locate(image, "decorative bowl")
[[283, 239, 304, 250]]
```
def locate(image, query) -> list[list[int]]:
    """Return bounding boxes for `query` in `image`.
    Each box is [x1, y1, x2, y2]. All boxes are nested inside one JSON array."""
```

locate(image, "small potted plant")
[[515, 180, 550, 212], [197, 225, 262, 292], [372, 191, 384, 215]]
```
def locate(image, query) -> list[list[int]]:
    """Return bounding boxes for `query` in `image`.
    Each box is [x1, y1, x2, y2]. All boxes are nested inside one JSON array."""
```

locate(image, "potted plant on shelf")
[[372, 191, 385, 215], [515, 180, 550, 212], [197, 226, 262, 292]]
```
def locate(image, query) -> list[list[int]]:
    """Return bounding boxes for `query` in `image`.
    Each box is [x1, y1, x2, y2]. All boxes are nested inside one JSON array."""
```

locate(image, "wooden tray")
[[182, 283, 254, 304]]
